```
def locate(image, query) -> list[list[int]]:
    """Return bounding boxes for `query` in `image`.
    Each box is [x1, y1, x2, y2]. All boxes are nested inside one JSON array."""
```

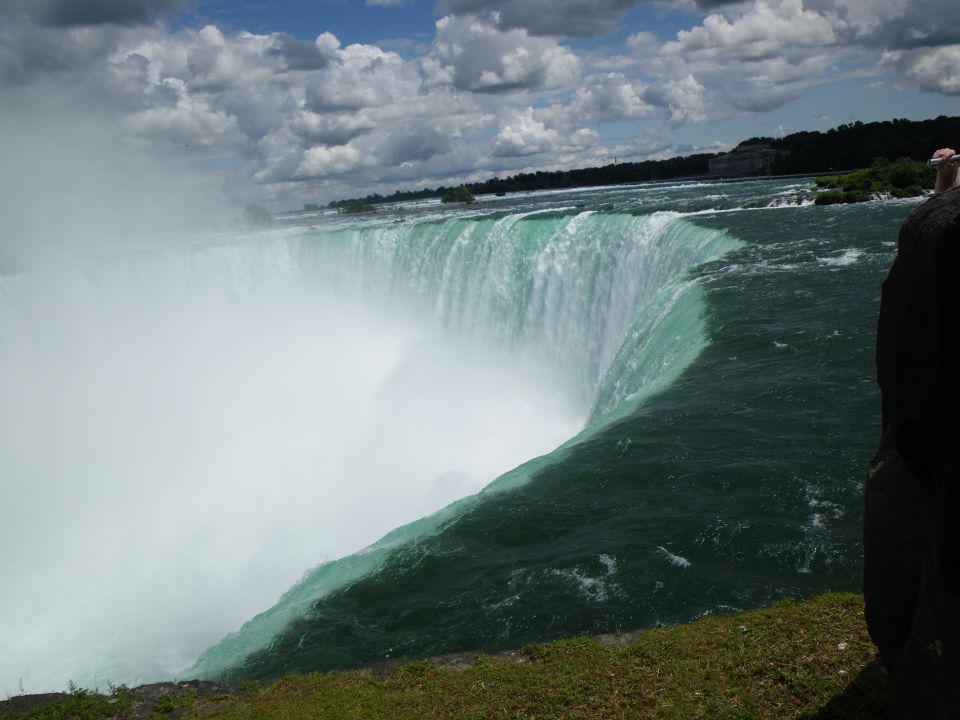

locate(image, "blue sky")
[[182, 1, 698, 49], [1, 0, 958, 208], [185, 0, 439, 45]]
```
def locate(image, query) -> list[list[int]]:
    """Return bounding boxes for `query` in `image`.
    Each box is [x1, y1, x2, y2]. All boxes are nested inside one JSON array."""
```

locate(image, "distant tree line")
[[766, 115, 960, 174], [336, 199, 377, 214], [323, 115, 959, 208]]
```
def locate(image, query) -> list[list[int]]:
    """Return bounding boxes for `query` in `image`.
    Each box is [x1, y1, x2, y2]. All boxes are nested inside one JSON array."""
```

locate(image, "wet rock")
[[0, 680, 244, 720], [865, 186, 960, 718], [0, 692, 68, 715], [126, 680, 242, 719]]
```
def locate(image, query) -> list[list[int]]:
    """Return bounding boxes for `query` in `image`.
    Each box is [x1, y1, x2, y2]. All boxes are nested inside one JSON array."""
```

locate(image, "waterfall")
[[189, 209, 740, 680]]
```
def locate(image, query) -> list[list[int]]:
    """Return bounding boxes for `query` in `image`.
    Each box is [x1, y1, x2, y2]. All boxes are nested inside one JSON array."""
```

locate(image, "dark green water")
[[195, 180, 916, 681]]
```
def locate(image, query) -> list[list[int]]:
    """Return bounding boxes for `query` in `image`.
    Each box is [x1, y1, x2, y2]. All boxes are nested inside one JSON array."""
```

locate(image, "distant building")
[[708, 143, 789, 177]]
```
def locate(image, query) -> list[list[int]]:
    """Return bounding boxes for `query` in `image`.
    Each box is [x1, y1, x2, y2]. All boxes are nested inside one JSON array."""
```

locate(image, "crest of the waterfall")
[[292, 209, 740, 414]]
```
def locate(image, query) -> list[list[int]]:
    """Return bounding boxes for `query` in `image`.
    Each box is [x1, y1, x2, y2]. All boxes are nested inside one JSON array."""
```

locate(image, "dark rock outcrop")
[[865, 186, 960, 718], [0, 681, 241, 720]]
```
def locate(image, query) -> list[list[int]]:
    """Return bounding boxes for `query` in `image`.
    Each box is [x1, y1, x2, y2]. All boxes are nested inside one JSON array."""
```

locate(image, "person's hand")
[[933, 147, 957, 167], [932, 147, 959, 194]]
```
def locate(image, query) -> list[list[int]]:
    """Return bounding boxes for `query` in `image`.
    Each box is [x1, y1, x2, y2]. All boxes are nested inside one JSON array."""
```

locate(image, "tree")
[[336, 199, 376, 214], [440, 186, 475, 204]]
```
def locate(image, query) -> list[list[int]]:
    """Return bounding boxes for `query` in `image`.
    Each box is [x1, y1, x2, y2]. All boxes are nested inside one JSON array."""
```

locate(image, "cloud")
[[692, 0, 748, 6], [881, 44, 960, 94], [491, 105, 604, 157], [492, 108, 562, 156], [668, 0, 840, 63], [0, 20, 130, 84], [728, 87, 802, 112], [422, 15, 580, 92], [264, 33, 335, 72], [816, 0, 960, 49], [434, 0, 786, 38], [12, 0, 182, 28], [124, 76, 245, 148], [306, 40, 411, 111], [571, 72, 652, 121], [632, 0, 848, 119], [294, 144, 373, 179], [633, 0, 959, 124], [435, 0, 640, 38], [381, 126, 454, 165], [3, 0, 959, 207], [643, 74, 708, 127], [289, 112, 374, 146], [305, 76, 383, 112], [626, 31, 660, 53], [606, 129, 675, 159]]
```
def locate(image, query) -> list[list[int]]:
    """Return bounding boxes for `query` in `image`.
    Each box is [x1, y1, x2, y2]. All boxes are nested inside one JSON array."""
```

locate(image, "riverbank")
[[0, 593, 890, 719]]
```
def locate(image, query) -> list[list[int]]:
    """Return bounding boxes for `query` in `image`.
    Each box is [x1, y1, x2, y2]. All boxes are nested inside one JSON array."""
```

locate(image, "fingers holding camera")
[[933, 147, 960, 194]]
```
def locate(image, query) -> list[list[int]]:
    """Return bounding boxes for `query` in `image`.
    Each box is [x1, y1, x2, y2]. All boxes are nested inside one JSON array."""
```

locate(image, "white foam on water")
[[548, 563, 622, 604], [598, 554, 618, 575], [817, 248, 864, 267], [657, 546, 692, 569]]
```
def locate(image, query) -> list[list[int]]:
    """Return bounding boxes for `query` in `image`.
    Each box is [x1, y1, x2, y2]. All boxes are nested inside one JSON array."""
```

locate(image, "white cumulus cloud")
[[294, 144, 373, 179], [493, 108, 562, 156], [422, 15, 580, 93], [643, 74, 708, 127], [881, 44, 960, 94]]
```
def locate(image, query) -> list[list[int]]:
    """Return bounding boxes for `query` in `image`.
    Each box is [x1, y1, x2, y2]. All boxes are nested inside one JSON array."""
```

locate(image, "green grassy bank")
[[1, 593, 892, 720], [813, 157, 933, 204]]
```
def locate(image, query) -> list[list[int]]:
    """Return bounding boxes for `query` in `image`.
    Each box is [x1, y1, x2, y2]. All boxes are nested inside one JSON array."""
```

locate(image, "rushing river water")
[[0, 178, 918, 692]]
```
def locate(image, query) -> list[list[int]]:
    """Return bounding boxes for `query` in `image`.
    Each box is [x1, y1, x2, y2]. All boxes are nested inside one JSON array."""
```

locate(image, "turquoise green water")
[[193, 180, 915, 681]]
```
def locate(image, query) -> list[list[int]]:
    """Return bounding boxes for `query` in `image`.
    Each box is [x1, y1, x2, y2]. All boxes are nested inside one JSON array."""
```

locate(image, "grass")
[[0, 684, 133, 720], [0, 593, 892, 720]]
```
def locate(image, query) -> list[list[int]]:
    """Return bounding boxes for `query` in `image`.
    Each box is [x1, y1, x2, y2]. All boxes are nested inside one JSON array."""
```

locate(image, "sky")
[[1, 0, 959, 210]]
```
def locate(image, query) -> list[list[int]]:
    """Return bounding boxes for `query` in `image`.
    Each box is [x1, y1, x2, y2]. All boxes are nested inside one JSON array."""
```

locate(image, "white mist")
[[0, 229, 584, 695]]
